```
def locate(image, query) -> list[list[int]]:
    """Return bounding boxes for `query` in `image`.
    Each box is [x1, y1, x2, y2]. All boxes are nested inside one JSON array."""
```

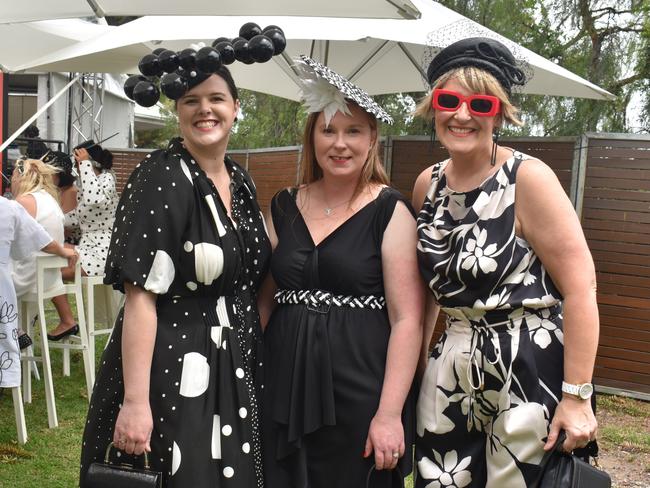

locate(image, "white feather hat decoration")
[[294, 55, 393, 126]]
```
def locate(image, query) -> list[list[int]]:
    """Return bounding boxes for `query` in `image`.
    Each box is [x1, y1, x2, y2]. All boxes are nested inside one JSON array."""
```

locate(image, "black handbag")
[[532, 431, 611, 488], [85, 442, 163, 488], [366, 464, 405, 487]]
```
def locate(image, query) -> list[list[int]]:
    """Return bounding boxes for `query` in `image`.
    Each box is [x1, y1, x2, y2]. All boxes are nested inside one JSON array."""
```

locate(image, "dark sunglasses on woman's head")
[[432, 89, 501, 117]]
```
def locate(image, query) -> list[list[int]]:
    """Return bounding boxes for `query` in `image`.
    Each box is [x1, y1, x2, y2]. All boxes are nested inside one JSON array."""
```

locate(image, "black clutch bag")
[[366, 464, 404, 487], [532, 431, 611, 488], [85, 443, 163, 488]]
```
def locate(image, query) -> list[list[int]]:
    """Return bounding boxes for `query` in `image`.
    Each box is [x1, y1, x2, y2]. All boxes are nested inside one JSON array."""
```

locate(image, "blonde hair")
[[299, 105, 389, 198], [14, 158, 61, 203], [414, 66, 523, 127]]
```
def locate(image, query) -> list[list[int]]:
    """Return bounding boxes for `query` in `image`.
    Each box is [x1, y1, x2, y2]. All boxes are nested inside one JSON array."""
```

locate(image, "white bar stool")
[[19, 254, 93, 428], [11, 386, 28, 444], [81, 274, 119, 379]]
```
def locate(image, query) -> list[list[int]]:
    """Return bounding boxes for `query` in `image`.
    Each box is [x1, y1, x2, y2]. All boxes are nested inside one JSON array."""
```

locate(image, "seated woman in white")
[[0, 195, 77, 385], [10, 158, 79, 341]]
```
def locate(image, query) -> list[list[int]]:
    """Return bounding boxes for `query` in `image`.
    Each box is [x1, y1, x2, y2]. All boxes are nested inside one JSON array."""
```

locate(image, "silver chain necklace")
[[323, 198, 352, 216]]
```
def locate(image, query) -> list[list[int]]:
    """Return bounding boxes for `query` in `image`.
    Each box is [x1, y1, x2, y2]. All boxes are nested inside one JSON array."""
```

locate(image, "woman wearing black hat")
[[79, 65, 271, 487], [412, 38, 599, 487], [68, 141, 117, 274]]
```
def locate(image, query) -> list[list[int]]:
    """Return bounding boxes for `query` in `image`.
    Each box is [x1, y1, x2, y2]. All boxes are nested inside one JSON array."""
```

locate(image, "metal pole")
[[571, 133, 589, 219], [0, 75, 81, 153]]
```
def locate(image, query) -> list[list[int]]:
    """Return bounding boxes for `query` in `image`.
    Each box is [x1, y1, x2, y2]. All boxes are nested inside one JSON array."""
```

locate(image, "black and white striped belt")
[[274, 289, 386, 314]]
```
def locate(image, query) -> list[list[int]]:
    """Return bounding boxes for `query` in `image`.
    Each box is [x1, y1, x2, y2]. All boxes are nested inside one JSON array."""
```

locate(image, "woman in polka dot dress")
[[79, 66, 271, 487], [65, 141, 118, 277]]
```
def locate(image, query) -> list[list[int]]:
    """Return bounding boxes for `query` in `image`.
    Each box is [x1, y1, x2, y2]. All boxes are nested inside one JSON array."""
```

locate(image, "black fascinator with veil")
[[426, 37, 527, 94]]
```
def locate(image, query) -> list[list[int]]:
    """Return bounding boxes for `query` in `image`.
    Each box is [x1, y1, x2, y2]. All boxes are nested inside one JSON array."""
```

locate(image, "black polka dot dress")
[[67, 159, 119, 276], [79, 138, 271, 488]]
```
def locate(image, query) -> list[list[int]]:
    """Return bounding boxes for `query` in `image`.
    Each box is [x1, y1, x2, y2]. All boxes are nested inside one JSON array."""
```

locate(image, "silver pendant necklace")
[[323, 198, 352, 217]]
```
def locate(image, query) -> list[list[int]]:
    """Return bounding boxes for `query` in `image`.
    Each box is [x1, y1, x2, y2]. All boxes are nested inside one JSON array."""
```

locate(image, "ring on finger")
[[392, 451, 399, 459]]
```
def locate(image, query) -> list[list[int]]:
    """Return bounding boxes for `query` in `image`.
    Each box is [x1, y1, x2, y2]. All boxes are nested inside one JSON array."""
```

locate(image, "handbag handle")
[[530, 430, 568, 488], [366, 464, 405, 488], [104, 442, 151, 469]]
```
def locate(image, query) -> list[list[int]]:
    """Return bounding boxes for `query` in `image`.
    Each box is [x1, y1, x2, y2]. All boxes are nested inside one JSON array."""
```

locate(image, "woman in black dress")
[[260, 56, 423, 488], [79, 65, 270, 487]]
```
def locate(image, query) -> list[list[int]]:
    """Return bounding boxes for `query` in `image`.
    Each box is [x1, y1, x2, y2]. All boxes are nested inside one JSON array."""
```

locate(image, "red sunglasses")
[[432, 89, 501, 117]]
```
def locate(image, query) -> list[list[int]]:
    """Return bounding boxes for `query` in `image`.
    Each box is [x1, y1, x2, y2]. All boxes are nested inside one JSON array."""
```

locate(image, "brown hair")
[[13, 158, 61, 203], [414, 66, 523, 127], [299, 104, 389, 199]]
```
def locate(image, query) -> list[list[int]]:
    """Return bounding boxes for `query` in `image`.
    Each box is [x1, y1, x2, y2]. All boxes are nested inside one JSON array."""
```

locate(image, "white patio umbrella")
[[1, 0, 421, 24], [10, 0, 614, 101], [0, 19, 110, 72]]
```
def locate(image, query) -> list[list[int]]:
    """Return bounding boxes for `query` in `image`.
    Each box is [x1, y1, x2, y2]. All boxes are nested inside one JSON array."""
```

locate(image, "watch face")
[[579, 383, 594, 399]]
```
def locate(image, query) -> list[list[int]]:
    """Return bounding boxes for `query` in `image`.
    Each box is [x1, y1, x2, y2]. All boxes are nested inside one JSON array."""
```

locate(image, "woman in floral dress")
[[412, 38, 599, 487]]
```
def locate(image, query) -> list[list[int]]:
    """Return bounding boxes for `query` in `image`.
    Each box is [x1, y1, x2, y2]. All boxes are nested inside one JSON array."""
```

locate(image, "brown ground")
[[596, 395, 650, 487]]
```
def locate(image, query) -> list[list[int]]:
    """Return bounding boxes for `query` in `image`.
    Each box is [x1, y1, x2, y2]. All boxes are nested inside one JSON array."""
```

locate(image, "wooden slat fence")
[[110, 133, 650, 397], [580, 134, 650, 396]]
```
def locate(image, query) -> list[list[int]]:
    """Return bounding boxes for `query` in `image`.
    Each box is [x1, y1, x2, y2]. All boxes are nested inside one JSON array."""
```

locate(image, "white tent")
[[0, 19, 110, 72], [10, 0, 613, 101], [1, 0, 421, 23]]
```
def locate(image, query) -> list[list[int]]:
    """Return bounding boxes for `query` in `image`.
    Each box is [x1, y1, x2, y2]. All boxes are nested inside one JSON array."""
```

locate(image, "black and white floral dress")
[[79, 138, 271, 488], [415, 152, 564, 488]]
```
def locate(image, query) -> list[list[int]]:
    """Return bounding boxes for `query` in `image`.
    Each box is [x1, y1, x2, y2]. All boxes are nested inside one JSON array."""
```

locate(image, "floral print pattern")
[[419, 449, 472, 488], [0, 301, 17, 324], [415, 152, 565, 487], [460, 227, 498, 277]]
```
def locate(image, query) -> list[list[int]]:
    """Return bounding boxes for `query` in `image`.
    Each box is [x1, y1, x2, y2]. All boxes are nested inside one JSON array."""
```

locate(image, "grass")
[[0, 347, 90, 487], [597, 394, 650, 454], [0, 304, 644, 487]]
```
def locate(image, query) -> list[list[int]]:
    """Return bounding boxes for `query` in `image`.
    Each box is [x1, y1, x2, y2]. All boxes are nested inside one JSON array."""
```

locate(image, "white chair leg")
[[76, 286, 94, 400], [30, 347, 40, 381], [12, 387, 28, 445], [22, 355, 31, 404], [37, 301, 58, 428], [28, 312, 40, 381], [86, 279, 96, 380], [62, 339, 71, 377], [21, 303, 33, 404]]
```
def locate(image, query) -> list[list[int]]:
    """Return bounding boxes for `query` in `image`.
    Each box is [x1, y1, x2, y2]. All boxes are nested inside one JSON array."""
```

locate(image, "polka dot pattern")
[[67, 159, 119, 275], [79, 137, 271, 487]]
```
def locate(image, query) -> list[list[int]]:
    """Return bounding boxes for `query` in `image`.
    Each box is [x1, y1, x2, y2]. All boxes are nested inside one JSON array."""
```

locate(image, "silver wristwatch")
[[561, 381, 594, 400]]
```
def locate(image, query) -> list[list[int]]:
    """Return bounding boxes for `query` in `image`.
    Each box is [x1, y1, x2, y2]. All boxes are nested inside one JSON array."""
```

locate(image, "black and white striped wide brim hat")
[[296, 54, 393, 125]]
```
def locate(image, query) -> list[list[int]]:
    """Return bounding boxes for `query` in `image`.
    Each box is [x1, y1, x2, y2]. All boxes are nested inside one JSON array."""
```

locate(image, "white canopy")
[[8, 0, 614, 101], [0, 19, 110, 71], [0, 0, 421, 23]]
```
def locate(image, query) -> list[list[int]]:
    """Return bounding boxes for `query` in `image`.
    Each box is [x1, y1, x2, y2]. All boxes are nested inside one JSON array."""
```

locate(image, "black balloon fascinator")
[[124, 22, 287, 107]]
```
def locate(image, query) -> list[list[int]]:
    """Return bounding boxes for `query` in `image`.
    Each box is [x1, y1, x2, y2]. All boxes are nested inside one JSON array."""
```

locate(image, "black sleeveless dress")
[[262, 187, 416, 488]]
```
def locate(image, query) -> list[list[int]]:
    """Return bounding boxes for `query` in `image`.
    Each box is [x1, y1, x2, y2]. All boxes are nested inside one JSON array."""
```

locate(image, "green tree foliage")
[[439, 0, 649, 135], [374, 93, 430, 136], [134, 0, 648, 148], [229, 90, 307, 149], [134, 97, 178, 149]]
